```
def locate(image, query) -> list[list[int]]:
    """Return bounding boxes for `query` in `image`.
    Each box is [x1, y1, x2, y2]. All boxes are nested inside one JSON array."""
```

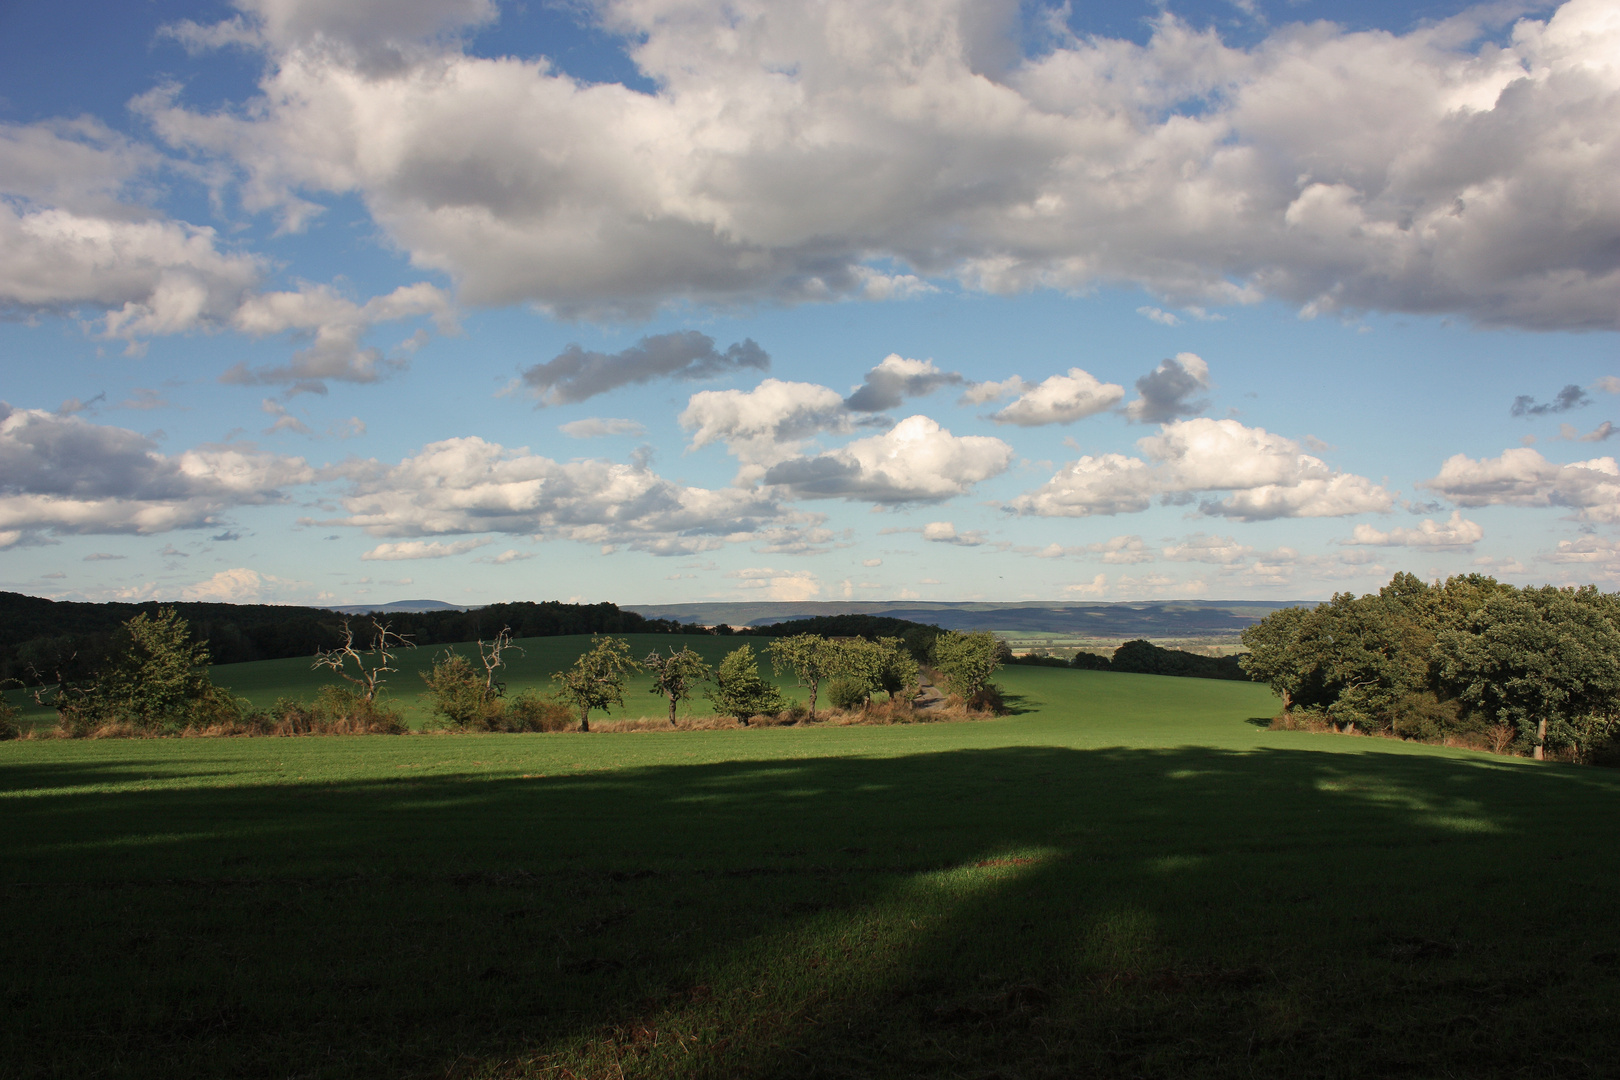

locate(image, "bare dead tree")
[[477, 626, 523, 699], [312, 619, 414, 701]]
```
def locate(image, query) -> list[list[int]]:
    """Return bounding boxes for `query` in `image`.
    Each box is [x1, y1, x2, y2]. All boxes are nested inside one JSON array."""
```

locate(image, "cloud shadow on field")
[[3, 742, 1620, 1078]]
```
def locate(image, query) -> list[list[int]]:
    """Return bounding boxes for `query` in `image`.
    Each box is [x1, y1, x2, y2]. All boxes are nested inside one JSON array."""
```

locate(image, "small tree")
[[768, 634, 839, 718], [421, 651, 497, 729], [60, 608, 238, 733], [867, 637, 918, 701], [643, 646, 713, 726], [552, 635, 637, 731], [477, 626, 522, 698], [931, 630, 1003, 701], [707, 644, 786, 723], [313, 619, 414, 703]]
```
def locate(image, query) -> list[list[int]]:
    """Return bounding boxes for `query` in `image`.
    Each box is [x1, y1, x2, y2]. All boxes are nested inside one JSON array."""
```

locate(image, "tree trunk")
[[1534, 717, 1546, 761], [807, 682, 818, 719], [1281, 689, 1293, 713], [668, 696, 678, 727], [580, 708, 590, 733]]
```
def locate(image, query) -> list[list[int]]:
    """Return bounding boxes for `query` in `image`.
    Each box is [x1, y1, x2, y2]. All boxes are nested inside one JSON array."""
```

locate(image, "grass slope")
[[4, 668, 1619, 1079]]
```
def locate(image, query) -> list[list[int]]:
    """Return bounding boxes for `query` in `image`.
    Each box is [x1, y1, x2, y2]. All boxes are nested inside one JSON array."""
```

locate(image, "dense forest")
[[0, 593, 701, 687], [1241, 572, 1620, 762]]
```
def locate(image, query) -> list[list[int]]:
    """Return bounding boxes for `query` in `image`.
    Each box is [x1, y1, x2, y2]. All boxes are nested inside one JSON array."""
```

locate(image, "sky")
[[1, 0, 1618, 610]]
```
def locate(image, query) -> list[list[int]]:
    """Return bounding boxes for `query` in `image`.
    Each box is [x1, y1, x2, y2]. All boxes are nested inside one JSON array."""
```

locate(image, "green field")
[[4, 661, 1619, 1079], [2, 633, 812, 730]]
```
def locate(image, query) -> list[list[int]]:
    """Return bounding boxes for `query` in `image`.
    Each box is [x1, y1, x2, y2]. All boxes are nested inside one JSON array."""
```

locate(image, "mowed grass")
[[4, 664, 1620, 1079]]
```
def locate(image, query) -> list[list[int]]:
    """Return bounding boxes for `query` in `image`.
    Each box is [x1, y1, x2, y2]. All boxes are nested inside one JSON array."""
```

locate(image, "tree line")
[[0, 592, 708, 688], [1240, 572, 1620, 763], [1036, 639, 1246, 680], [1, 604, 1006, 738]]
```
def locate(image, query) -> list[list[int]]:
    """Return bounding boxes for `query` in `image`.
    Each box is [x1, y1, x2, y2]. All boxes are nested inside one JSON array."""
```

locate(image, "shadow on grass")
[[3, 743, 1619, 1079], [993, 691, 1040, 716]]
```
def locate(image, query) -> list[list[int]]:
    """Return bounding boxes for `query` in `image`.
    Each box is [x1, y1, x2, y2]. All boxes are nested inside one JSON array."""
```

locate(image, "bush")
[[1386, 691, 1465, 741], [0, 696, 20, 740], [309, 685, 408, 734], [501, 693, 576, 732], [826, 676, 870, 712]]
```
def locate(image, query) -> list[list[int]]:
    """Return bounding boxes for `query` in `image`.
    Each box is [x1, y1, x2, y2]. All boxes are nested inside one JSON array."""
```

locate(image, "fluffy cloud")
[[0, 119, 263, 343], [1420, 447, 1620, 522], [1343, 511, 1484, 549], [844, 354, 962, 412], [726, 566, 821, 601], [1541, 535, 1620, 580], [166, 0, 497, 57], [0, 403, 313, 540], [223, 282, 455, 387], [921, 521, 987, 546], [1162, 533, 1254, 564], [179, 567, 289, 602], [1125, 353, 1210, 423], [983, 367, 1124, 427], [1012, 417, 1393, 521], [763, 415, 1014, 504], [325, 435, 788, 554], [1, 117, 456, 382], [522, 332, 768, 406], [140, 1, 1620, 328], [361, 537, 494, 560], [680, 378, 855, 479]]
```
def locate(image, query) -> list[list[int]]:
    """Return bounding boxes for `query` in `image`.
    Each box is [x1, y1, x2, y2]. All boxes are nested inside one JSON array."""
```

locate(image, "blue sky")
[[2, 0, 1618, 608]]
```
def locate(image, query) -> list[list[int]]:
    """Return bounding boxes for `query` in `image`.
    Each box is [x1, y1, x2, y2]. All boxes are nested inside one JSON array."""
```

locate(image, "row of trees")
[[431, 629, 1006, 731], [2, 605, 1006, 737], [1240, 573, 1620, 761]]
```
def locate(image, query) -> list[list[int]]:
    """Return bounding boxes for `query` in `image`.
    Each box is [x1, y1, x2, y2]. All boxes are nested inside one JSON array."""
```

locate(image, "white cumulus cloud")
[[1343, 511, 1484, 549], [763, 415, 1014, 504], [134, 0, 1620, 329]]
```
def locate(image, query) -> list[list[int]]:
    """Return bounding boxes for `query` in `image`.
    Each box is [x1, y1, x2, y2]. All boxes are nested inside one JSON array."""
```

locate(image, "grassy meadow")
[[4, 654, 1619, 1078]]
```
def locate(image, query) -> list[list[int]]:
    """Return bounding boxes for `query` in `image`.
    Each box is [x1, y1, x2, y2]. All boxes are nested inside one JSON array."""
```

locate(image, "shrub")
[[0, 696, 20, 741], [707, 644, 787, 723], [826, 676, 870, 712], [501, 692, 576, 732], [310, 685, 408, 734]]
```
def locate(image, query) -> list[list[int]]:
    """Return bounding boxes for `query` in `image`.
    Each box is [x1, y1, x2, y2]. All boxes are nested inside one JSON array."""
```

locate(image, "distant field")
[[4, 667, 1618, 1079], [3, 633, 807, 731]]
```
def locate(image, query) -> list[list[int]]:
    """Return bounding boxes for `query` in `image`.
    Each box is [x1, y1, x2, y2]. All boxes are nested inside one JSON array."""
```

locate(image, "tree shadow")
[[3, 742, 1619, 1078]]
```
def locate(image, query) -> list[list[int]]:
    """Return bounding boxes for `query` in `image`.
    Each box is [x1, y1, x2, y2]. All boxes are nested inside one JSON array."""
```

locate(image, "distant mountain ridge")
[[326, 599, 471, 615], [624, 599, 1308, 638]]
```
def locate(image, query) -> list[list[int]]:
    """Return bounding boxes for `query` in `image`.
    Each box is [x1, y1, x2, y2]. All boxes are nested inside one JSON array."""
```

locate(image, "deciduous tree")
[[643, 646, 713, 726], [707, 644, 785, 723], [552, 635, 637, 731]]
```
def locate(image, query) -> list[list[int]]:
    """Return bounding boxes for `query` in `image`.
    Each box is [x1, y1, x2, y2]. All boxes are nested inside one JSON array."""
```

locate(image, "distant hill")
[[623, 600, 1307, 638], [326, 599, 471, 615]]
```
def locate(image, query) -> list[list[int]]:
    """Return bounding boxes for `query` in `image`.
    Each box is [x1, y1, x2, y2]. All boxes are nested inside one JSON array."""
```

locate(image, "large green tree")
[[930, 630, 1003, 701], [768, 634, 841, 718], [552, 636, 638, 731], [643, 646, 713, 726], [1435, 584, 1620, 760]]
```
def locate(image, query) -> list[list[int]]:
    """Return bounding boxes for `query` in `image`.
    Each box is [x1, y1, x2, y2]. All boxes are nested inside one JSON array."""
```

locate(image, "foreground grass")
[[4, 668, 1619, 1079]]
